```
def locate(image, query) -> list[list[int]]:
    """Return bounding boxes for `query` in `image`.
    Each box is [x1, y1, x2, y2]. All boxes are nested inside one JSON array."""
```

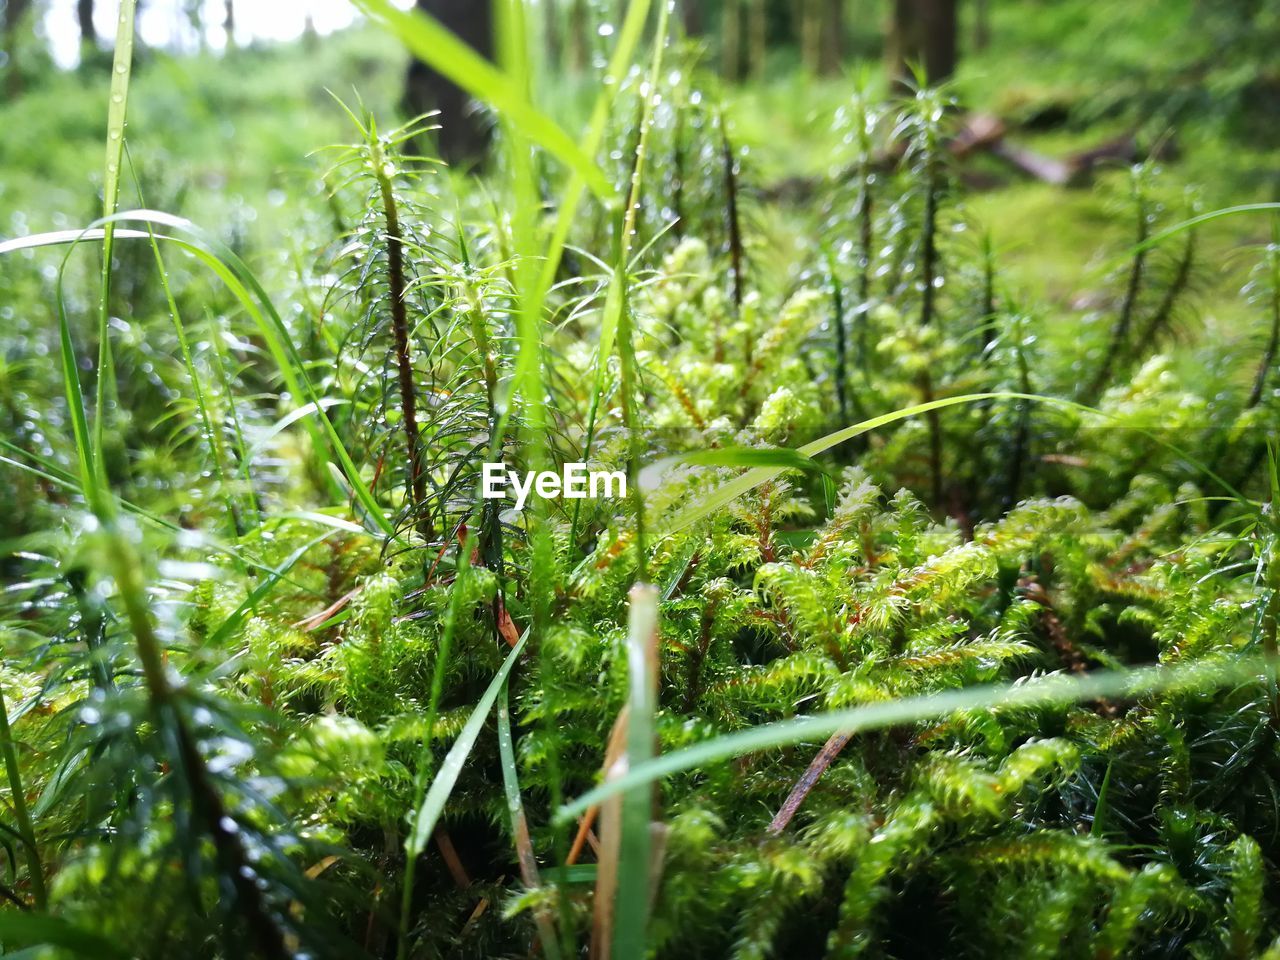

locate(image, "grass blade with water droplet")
[[406, 630, 530, 857]]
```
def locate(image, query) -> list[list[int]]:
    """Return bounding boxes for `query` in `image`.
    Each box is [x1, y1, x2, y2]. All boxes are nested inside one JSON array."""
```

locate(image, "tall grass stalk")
[[205, 306, 264, 527], [92, 0, 137, 479], [494, 1, 578, 950], [396, 525, 479, 958], [128, 160, 246, 545], [498, 684, 563, 959], [614, 0, 671, 580], [572, 0, 669, 571], [611, 584, 661, 960], [399, 628, 529, 915]]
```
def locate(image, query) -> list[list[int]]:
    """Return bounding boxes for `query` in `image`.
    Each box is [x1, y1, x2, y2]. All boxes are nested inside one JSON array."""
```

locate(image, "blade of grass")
[[1134, 202, 1280, 257], [205, 306, 263, 527], [659, 447, 831, 475], [395, 513, 493, 956], [205, 531, 336, 648], [558, 654, 1278, 822], [1083, 201, 1280, 277], [651, 392, 1250, 538], [56, 296, 106, 519], [127, 152, 245, 544], [1090, 758, 1114, 839], [488, 4, 579, 952], [612, 584, 660, 960], [92, 0, 138, 484], [570, 0, 670, 560], [497, 683, 562, 960], [533, 0, 651, 302], [405, 629, 529, 856], [352, 0, 610, 200]]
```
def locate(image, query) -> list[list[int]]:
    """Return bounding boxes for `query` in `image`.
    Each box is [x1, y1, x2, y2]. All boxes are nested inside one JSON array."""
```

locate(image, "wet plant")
[[4, 2, 1280, 959]]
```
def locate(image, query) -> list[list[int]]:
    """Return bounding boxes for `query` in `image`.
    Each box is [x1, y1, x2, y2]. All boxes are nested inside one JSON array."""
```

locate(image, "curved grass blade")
[[128, 156, 245, 543], [657, 446, 830, 475], [1085, 201, 1280, 277], [205, 532, 335, 648], [557, 654, 1276, 822], [652, 392, 1251, 539], [1135, 202, 1280, 257], [0, 213, 398, 541]]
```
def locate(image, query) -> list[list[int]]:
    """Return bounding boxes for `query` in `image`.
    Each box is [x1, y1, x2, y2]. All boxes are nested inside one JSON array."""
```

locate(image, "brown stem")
[[855, 162, 873, 377], [1249, 245, 1280, 410], [766, 731, 853, 834], [114, 538, 291, 959], [721, 118, 743, 365], [1135, 226, 1194, 354], [1089, 182, 1148, 397], [372, 145, 432, 540], [918, 149, 945, 505], [683, 596, 720, 712], [434, 829, 471, 889]]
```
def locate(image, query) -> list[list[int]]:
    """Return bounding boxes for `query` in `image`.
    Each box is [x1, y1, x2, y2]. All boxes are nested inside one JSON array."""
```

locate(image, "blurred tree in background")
[[888, 0, 956, 83], [75, 0, 93, 52], [404, 0, 493, 164], [2, 0, 33, 95]]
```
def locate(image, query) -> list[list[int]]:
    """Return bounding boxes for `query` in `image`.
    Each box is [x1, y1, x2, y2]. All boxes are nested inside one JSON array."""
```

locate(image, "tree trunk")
[[404, 0, 494, 165], [544, 0, 560, 66], [569, 0, 588, 71], [681, 0, 702, 37], [722, 0, 741, 80], [888, 0, 957, 85], [799, 0, 820, 74], [4, 0, 32, 95], [78, 0, 97, 51], [821, 0, 844, 74], [224, 0, 235, 48], [747, 0, 765, 77], [974, 0, 990, 51]]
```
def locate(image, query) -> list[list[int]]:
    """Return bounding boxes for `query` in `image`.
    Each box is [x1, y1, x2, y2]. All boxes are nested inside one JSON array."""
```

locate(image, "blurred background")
[[2, 0, 1278, 328]]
